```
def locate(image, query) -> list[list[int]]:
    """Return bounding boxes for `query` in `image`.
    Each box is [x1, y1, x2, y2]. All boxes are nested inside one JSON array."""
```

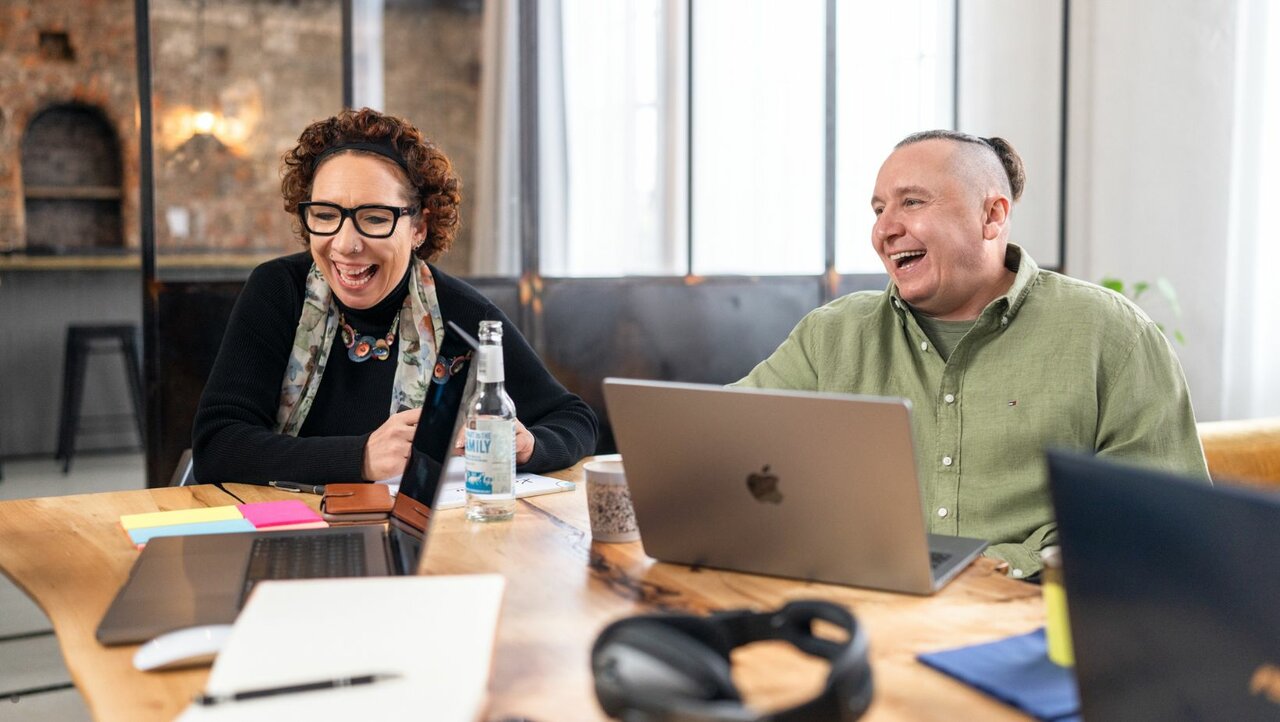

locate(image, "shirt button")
[[920, 341, 929, 352], [942, 455, 953, 466], [937, 507, 948, 518], [1012, 568, 1025, 578], [1000, 315, 1009, 327], [944, 393, 955, 404]]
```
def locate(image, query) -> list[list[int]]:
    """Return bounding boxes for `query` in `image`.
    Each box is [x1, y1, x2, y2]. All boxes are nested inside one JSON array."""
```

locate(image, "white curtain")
[[538, 0, 568, 273], [1222, 0, 1280, 419], [538, 0, 687, 277], [350, 0, 384, 111], [471, 0, 522, 276]]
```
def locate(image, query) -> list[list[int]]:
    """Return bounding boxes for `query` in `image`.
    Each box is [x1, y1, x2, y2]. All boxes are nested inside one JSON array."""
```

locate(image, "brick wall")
[[384, 1, 484, 274], [0, 0, 140, 251], [1, 0, 484, 276]]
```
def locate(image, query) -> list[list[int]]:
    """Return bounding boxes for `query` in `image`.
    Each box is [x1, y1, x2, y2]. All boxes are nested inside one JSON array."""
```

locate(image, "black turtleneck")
[[298, 264, 410, 438], [192, 252, 598, 484]]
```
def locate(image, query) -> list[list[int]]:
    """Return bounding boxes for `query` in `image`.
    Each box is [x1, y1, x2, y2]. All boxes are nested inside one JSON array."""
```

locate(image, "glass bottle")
[[464, 320, 517, 522]]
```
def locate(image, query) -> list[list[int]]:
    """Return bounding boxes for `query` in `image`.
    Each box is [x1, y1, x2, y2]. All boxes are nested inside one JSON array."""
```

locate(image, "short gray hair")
[[896, 130, 1025, 201]]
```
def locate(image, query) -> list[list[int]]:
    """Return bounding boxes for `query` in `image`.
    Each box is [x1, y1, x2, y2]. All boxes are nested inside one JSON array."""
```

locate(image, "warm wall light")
[[157, 96, 259, 156], [192, 110, 216, 135], [164, 0, 260, 155]]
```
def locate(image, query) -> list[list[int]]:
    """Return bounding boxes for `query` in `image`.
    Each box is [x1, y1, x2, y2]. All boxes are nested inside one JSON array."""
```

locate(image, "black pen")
[[195, 672, 400, 706], [268, 481, 326, 495]]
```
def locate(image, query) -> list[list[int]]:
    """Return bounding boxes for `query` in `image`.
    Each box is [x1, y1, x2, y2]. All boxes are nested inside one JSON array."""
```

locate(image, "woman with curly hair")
[[192, 108, 597, 485]]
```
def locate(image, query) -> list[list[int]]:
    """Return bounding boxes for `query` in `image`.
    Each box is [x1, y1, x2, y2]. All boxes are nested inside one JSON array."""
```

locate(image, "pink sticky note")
[[238, 500, 324, 528]]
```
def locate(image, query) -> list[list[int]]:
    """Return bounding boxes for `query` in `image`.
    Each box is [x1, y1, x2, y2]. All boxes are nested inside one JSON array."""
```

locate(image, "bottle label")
[[464, 418, 515, 496], [476, 346, 504, 384]]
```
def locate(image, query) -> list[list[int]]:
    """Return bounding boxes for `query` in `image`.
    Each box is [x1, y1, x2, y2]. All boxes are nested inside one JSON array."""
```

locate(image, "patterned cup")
[[584, 459, 640, 543]]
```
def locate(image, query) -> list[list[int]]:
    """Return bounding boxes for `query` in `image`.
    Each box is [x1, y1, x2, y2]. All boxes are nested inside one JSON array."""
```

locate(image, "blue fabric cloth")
[[917, 628, 1080, 721]]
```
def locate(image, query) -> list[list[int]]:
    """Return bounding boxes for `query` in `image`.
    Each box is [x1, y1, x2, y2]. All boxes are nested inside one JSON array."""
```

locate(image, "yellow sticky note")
[[120, 505, 243, 530]]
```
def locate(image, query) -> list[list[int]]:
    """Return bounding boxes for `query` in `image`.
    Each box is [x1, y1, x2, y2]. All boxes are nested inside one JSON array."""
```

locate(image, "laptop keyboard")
[[930, 551, 953, 570], [239, 532, 367, 607]]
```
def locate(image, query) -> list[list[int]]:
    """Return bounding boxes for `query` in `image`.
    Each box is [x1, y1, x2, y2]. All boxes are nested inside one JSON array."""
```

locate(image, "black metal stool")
[[56, 324, 144, 473]]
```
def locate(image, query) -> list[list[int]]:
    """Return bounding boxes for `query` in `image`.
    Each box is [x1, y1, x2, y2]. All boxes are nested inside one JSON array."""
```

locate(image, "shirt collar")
[[999, 243, 1040, 319], [887, 243, 1040, 322]]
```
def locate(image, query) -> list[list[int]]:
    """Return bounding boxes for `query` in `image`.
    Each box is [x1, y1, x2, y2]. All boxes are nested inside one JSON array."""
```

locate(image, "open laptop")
[[602, 379, 987, 595], [1046, 450, 1280, 722], [95, 322, 479, 645]]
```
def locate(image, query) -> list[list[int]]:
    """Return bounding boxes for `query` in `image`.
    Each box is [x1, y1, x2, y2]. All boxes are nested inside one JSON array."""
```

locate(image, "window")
[[545, 0, 683, 277], [1223, 0, 1280, 417], [690, 0, 826, 276], [546, 0, 959, 278], [835, 1, 954, 274], [1249, 2, 1280, 414]]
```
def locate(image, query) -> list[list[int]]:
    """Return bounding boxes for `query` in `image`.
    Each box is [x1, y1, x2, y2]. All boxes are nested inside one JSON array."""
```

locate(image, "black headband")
[[313, 139, 409, 174]]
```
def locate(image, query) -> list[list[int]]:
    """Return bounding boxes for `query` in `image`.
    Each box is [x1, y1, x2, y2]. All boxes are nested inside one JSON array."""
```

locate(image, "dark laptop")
[[95, 323, 479, 645], [603, 379, 988, 595], [1046, 450, 1280, 722]]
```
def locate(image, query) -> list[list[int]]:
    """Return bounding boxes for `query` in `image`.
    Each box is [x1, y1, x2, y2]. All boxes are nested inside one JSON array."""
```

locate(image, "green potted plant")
[[1099, 277, 1185, 345]]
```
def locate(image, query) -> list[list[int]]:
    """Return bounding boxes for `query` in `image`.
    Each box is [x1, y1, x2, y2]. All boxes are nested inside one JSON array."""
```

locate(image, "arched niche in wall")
[[21, 103, 124, 252]]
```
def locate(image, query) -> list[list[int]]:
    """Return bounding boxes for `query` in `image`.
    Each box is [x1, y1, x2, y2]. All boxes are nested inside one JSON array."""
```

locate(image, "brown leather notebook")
[[320, 483, 393, 523]]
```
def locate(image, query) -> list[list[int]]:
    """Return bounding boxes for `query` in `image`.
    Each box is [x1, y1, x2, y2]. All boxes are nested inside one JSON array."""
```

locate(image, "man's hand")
[[454, 418, 537, 465], [363, 408, 422, 480]]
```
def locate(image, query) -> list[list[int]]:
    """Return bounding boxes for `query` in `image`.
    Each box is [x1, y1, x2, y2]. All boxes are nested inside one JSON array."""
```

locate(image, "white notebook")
[[179, 575, 505, 722], [384, 457, 577, 509]]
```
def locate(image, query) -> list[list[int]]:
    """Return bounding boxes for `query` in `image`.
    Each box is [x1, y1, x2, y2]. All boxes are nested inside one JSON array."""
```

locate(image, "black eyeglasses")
[[298, 202, 417, 239]]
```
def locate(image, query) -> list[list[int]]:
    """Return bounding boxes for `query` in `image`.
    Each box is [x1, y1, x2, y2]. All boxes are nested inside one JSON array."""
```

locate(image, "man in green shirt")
[[734, 130, 1209, 578]]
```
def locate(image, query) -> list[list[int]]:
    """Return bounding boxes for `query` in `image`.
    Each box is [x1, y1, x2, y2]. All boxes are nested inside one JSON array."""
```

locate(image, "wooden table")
[[0, 463, 1045, 721]]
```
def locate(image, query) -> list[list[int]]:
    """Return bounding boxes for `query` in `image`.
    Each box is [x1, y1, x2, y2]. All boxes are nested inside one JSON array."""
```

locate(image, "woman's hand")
[[454, 418, 537, 465], [514, 419, 535, 464], [363, 408, 422, 481]]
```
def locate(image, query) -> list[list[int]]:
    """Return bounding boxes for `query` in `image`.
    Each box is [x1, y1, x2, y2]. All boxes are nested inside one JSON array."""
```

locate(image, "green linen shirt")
[[734, 244, 1209, 577]]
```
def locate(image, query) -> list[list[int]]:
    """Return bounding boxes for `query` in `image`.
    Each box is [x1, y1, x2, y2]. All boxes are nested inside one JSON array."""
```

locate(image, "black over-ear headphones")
[[591, 600, 872, 722]]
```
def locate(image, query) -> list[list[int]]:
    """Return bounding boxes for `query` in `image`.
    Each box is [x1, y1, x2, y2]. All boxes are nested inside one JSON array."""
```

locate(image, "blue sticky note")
[[128, 518, 256, 546], [917, 628, 1080, 722]]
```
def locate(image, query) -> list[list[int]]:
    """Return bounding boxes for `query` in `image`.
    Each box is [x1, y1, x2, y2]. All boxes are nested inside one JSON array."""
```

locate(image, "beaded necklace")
[[339, 312, 396, 362]]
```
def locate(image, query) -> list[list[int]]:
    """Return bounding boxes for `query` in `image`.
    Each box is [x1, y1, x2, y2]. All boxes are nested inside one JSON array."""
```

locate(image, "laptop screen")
[[1047, 450, 1280, 721], [391, 321, 479, 532]]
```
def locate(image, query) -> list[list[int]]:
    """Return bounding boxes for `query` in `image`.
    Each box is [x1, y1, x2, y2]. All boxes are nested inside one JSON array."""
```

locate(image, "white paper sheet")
[[178, 575, 505, 722], [384, 458, 576, 508]]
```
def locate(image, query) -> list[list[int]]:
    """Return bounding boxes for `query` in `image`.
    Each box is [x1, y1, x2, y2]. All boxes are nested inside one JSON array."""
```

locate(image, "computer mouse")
[[132, 624, 234, 672]]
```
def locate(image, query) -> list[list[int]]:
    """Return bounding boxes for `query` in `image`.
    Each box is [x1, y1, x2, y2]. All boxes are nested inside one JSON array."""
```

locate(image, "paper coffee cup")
[[584, 459, 640, 543]]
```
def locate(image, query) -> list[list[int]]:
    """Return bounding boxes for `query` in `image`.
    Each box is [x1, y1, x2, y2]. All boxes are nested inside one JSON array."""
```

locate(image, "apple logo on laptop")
[[746, 465, 783, 504]]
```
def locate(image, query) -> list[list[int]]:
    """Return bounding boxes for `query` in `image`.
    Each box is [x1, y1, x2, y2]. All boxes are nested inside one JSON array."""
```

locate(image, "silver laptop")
[[602, 378, 987, 595]]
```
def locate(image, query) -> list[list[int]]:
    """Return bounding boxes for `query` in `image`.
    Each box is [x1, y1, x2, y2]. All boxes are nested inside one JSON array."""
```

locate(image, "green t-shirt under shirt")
[[911, 313, 976, 362]]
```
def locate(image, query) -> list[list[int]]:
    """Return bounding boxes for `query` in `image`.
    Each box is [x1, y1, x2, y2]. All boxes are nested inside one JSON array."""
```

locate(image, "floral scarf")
[[275, 258, 445, 435]]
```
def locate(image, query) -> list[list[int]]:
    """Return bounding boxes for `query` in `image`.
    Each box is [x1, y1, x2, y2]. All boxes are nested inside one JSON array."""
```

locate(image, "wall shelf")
[[21, 104, 125, 250], [24, 185, 123, 200]]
